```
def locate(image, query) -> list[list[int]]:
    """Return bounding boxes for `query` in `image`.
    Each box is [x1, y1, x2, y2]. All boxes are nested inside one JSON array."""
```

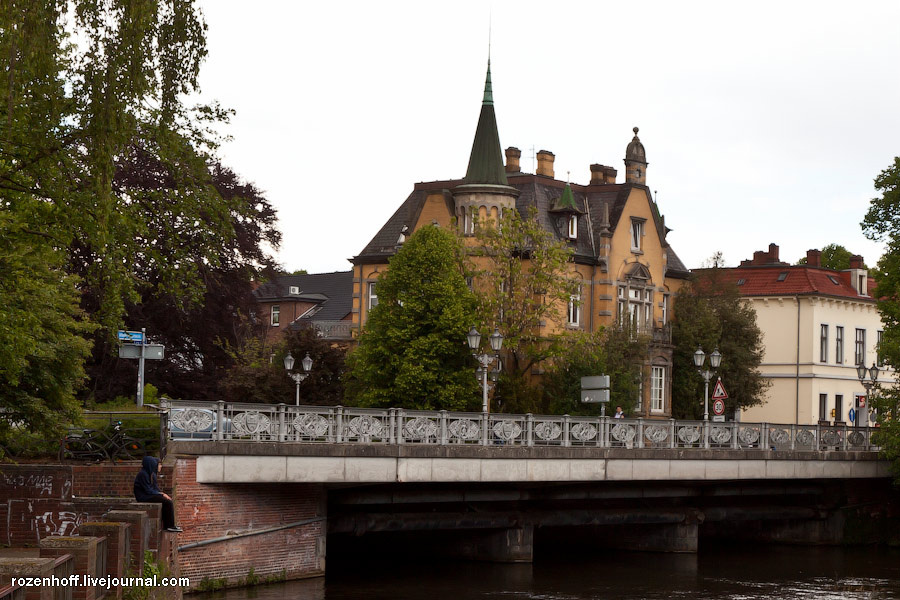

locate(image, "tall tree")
[[470, 207, 579, 412], [797, 243, 858, 270], [671, 268, 768, 419], [542, 327, 649, 416], [861, 156, 900, 480], [344, 225, 480, 410]]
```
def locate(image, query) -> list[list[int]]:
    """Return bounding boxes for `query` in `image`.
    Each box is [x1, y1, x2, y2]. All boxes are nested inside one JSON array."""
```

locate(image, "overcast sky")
[[195, 0, 900, 274]]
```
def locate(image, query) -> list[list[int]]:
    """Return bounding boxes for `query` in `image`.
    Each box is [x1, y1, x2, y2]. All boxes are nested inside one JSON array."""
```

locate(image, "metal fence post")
[[601, 416, 609, 448], [278, 403, 286, 442], [790, 424, 796, 451], [216, 401, 225, 442], [482, 413, 489, 447], [761, 422, 769, 451], [732, 422, 739, 449], [526, 414, 534, 447], [336, 406, 344, 443], [703, 421, 710, 449], [562, 415, 571, 448], [637, 418, 644, 449], [669, 419, 676, 449], [440, 410, 448, 445]]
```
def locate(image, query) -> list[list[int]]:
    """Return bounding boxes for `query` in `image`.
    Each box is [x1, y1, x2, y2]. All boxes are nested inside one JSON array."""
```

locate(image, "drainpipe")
[[795, 297, 801, 424]]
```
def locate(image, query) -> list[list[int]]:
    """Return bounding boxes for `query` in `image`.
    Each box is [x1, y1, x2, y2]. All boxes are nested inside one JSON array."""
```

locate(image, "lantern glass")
[[467, 326, 481, 351], [857, 364, 868, 381], [301, 353, 313, 373], [693, 348, 705, 368], [283, 352, 295, 371], [870, 364, 880, 382], [710, 349, 722, 369], [490, 328, 504, 352]]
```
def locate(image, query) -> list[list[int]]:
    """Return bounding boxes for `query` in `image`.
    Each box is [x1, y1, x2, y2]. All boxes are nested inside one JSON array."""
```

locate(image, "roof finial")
[[633, 126, 640, 138], [482, 13, 493, 106]]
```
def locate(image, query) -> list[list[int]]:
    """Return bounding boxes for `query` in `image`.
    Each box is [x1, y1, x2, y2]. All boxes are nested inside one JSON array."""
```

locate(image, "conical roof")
[[463, 61, 508, 186], [625, 127, 646, 163]]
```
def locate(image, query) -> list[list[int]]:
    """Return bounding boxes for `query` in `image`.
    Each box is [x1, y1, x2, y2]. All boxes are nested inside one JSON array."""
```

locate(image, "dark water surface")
[[193, 545, 900, 600]]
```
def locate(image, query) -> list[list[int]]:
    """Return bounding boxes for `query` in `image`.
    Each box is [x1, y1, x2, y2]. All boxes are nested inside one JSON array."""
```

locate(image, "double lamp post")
[[856, 362, 879, 426], [693, 346, 721, 421], [283, 351, 313, 405], [467, 326, 503, 414]]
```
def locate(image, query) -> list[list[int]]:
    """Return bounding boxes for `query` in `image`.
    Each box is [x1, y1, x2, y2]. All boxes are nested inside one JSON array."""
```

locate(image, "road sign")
[[711, 378, 728, 400], [849, 408, 856, 423], [712, 415, 726, 422], [582, 389, 610, 404], [118, 344, 165, 360], [857, 395, 866, 408], [117, 330, 144, 343], [713, 398, 726, 416]]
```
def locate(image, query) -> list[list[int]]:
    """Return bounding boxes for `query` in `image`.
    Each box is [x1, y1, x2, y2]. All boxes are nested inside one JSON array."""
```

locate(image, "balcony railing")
[[165, 400, 879, 452]]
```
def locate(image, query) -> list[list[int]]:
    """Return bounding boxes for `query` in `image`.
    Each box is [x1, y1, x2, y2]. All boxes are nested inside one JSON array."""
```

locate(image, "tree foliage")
[[344, 225, 480, 410], [862, 156, 900, 479], [671, 269, 769, 419], [470, 207, 578, 411], [220, 327, 346, 406], [797, 243, 857, 270], [542, 327, 649, 416]]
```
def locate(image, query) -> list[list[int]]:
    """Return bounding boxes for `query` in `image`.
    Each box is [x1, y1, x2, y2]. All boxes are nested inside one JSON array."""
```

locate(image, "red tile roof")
[[696, 266, 876, 302]]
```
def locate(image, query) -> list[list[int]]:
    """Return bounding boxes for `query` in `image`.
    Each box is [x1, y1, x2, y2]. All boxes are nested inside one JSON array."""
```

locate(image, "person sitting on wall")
[[134, 456, 182, 533]]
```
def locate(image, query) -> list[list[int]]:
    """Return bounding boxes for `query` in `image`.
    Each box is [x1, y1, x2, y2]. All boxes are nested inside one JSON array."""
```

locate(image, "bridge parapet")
[[164, 400, 879, 453]]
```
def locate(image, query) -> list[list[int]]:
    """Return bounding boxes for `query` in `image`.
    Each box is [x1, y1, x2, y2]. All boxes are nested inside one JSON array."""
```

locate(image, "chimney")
[[849, 255, 864, 269], [590, 164, 618, 185], [505, 147, 521, 174], [536, 150, 555, 178], [768, 243, 779, 263], [806, 249, 821, 267], [744, 244, 784, 266]]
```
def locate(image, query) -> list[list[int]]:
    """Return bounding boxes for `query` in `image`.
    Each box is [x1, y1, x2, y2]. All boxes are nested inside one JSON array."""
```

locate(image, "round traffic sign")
[[849, 408, 856, 423], [713, 398, 725, 416]]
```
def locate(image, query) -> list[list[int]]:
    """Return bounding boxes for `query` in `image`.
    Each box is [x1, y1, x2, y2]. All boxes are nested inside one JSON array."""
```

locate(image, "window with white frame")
[[461, 209, 474, 235], [367, 282, 378, 310], [617, 284, 653, 331], [568, 215, 578, 239], [820, 324, 828, 363], [855, 328, 866, 366], [270, 305, 280, 326], [567, 291, 581, 327], [630, 219, 644, 252], [650, 366, 665, 412], [635, 378, 643, 413], [661, 294, 669, 325], [836, 326, 844, 363]]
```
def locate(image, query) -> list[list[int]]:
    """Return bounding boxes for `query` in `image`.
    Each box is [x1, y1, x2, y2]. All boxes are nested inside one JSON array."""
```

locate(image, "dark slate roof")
[[252, 271, 353, 321], [353, 174, 691, 281]]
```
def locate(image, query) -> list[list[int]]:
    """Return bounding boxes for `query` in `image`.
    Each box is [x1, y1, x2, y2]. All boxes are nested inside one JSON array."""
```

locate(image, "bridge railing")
[[163, 400, 879, 451]]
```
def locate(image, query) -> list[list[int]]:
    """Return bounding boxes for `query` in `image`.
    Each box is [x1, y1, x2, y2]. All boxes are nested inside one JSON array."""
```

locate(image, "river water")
[[193, 544, 900, 600]]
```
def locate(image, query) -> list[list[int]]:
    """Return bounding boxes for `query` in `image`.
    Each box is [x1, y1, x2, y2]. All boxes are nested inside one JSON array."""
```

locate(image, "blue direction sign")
[[117, 330, 144, 343], [849, 408, 856, 423]]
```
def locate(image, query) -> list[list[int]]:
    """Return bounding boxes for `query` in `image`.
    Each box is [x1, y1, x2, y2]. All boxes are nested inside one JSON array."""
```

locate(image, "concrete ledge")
[[193, 455, 893, 484]]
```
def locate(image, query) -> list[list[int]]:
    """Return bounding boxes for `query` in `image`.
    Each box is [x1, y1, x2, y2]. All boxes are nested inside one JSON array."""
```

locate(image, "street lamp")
[[284, 351, 313, 405], [693, 347, 722, 421], [856, 362, 879, 427], [467, 326, 503, 413]]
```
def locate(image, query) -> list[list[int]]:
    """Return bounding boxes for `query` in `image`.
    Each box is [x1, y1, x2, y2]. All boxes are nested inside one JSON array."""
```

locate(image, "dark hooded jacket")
[[134, 456, 162, 501]]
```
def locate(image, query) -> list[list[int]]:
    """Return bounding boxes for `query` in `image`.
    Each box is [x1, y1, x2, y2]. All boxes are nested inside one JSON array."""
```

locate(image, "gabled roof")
[[696, 266, 876, 302], [253, 271, 353, 321]]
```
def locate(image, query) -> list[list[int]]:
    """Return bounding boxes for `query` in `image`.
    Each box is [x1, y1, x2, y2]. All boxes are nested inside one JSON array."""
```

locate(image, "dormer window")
[[568, 215, 578, 239], [289, 286, 300, 295], [630, 219, 644, 252], [777, 272, 788, 282]]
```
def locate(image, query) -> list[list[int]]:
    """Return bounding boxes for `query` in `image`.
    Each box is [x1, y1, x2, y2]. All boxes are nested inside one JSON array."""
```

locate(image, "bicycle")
[[59, 421, 146, 462]]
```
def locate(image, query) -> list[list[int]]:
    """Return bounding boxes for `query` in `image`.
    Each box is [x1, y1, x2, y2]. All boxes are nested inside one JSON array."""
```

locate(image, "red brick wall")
[[174, 457, 325, 588], [0, 464, 170, 546]]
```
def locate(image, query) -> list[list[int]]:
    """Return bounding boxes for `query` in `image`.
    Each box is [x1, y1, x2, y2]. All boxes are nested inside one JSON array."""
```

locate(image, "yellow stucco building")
[[350, 63, 690, 417]]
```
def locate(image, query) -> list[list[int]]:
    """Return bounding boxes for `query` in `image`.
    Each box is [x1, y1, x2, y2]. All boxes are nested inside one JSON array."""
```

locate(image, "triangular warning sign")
[[711, 378, 728, 400]]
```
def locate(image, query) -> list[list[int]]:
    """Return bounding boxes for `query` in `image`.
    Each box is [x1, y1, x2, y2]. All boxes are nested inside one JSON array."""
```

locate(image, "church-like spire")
[[463, 60, 508, 186]]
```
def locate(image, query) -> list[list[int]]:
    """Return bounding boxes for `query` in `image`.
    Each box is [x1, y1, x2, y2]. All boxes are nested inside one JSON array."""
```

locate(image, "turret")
[[624, 127, 648, 185]]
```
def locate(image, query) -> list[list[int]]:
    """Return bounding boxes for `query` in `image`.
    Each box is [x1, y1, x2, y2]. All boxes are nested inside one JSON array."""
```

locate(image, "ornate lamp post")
[[284, 351, 313, 406], [467, 326, 503, 414], [856, 362, 879, 426], [692, 347, 722, 421]]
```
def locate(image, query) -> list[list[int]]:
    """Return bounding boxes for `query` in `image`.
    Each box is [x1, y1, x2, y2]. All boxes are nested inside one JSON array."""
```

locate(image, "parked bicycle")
[[59, 421, 146, 462]]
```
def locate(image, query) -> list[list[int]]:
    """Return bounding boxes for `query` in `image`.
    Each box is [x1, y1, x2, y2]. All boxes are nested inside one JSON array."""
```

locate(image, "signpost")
[[117, 328, 164, 407], [711, 378, 728, 423]]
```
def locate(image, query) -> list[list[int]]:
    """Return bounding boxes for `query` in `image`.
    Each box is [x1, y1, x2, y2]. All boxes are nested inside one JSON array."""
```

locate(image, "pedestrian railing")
[[163, 400, 879, 452]]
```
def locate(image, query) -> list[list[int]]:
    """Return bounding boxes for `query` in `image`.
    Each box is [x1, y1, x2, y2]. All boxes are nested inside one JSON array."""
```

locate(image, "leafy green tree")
[[470, 207, 579, 412], [0, 217, 94, 442], [671, 268, 768, 419], [797, 243, 858, 270], [862, 156, 900, 479], [542, 327, 649, 416], [344, 225, 480, 410], [220, 327, 346, 406]]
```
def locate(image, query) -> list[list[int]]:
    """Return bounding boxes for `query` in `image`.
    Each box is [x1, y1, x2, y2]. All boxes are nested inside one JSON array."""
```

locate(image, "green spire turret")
[[463, 60, 508, 186]]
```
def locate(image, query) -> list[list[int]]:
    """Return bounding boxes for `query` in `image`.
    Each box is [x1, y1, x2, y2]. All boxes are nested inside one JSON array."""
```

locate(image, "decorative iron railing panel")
[[164, 400, 880, 452]]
